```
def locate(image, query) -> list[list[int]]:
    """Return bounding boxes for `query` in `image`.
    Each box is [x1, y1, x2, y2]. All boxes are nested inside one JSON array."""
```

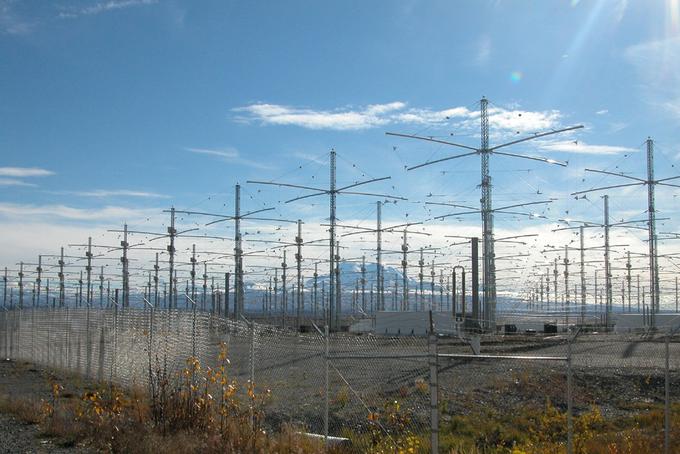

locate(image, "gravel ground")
[[0, 412, 82, 454]]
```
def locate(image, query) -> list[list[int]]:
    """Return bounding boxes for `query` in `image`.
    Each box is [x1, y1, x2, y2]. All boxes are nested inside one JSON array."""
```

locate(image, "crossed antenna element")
[[248, 149, 406, 331], [387, 96, 583, 330], [571, 138, 680, 330]]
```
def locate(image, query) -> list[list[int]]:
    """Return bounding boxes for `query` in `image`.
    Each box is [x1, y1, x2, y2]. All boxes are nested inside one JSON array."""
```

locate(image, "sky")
[[1, 0, 679, 307]]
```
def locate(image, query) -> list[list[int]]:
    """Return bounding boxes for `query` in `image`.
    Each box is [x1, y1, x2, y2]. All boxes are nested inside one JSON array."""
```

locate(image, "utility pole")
[[2, 267, 6, 307]]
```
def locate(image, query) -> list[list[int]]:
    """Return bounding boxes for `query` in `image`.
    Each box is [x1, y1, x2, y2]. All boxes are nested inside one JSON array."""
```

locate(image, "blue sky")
[[1, 0, 679, 305]]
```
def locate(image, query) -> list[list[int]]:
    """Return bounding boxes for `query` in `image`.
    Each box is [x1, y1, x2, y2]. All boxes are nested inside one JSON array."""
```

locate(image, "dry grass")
[[0, 345, 342, 453], [0, 393, 42, 424]]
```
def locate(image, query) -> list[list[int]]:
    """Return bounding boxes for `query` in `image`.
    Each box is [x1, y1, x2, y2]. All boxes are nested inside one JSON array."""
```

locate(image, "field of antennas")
[[2, 97, 680, 453]]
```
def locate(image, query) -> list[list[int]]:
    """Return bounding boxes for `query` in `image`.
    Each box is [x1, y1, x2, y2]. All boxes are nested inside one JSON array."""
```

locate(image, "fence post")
[[324, 324, 329, 448], [665, 334, 670, 454], [567, 335, 573, 454], [429, 330, 439, 453]]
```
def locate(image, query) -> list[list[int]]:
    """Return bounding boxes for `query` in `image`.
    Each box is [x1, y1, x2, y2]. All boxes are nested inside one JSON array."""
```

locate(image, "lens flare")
[[510, 71, 523, 83]]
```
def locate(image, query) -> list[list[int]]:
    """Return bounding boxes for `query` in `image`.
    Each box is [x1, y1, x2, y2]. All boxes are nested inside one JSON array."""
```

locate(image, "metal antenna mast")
[[282, 250, 287, 328], [389, 98, 582, 330], [2, 267, 6, 307], [248, 149, 403, 330], [190, 244, 197, 302], [479, 98, 494, 330], [175, 186, 293, 319], [18, 262, 24, 308], [118, 224, 129, 307], [402, 229, 408, 310], [168, 207, 176, 309], [572, 137, 680, 328], [580, 226, 586, 324], [604, 195, 612, 330], [626, 252, 632, 312], [86, 237, 92, 306], [234, 184, 244, 318], [58, 248, 65, 306], [35, 255, 42, 307], [376, 201, 383, 311], [295, 219, 303, 328], [360, 256, 366, 313]]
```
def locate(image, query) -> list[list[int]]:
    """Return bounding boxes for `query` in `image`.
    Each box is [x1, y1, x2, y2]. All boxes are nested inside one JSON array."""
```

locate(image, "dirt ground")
[[0, 359, 92, 453]]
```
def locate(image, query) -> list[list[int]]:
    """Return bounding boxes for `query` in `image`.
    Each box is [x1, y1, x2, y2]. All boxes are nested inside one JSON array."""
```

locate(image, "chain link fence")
[[0, 307, 678, 453]]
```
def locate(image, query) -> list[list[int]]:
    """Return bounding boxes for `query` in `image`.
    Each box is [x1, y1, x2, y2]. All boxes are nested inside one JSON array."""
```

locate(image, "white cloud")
[[487, 108, 561, 132], [624, 36, 680, 119], [55, 189, 168, 198], [0, 178, 36, 187], [234, 101, 563, 134], [58, 0, 158, 19], [186, 147, 275, 170], [475, 34, 491, 65], [0, 0, 33, 35], [0, 166, 54, 177], [0, 203, 152, 221], [233, 102, 405, 130], [595, 109, 608, 115], [293, 151, 327, 165], [540, 140, 636, 155], [186, 147, 239, 159]]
